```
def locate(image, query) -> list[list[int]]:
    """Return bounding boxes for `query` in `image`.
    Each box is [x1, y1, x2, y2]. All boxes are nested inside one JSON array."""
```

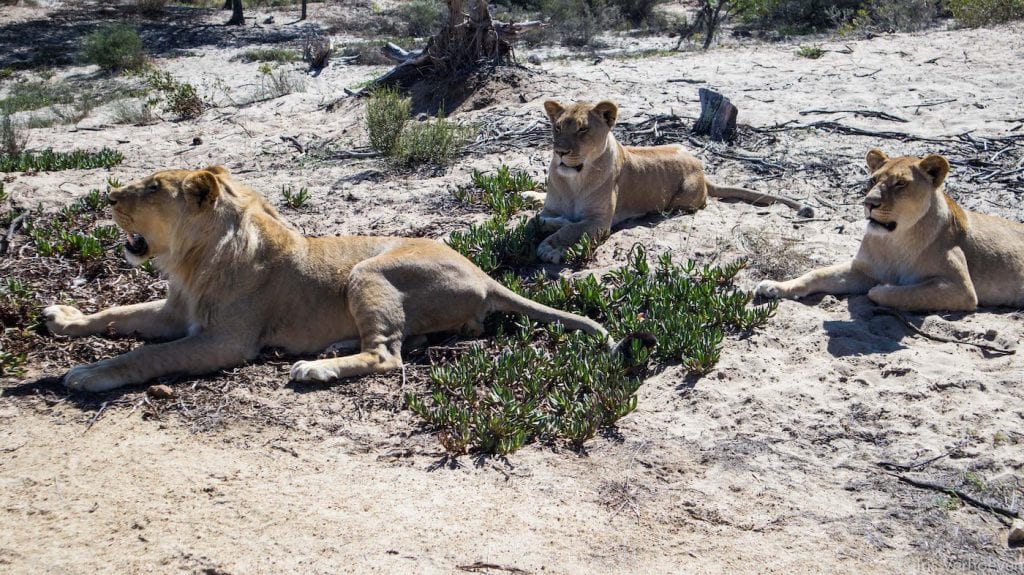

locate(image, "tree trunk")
[[301, 0, 307, 20], [225, 0, 244, 25], [222, 0, 231, 8]]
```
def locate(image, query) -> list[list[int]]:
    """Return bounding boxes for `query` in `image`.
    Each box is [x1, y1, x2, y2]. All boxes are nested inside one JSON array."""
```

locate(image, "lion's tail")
[[706, 181, 810, 214], [485, 279, 650, 356]]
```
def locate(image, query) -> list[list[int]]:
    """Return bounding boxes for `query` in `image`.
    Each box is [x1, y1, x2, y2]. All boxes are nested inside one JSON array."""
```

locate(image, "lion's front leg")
[[62, 332, 256, 392], [537, 218, 610, 264], [868, 278, 977, 311], [756, 262, 877, 300], [44, 299, 189, 340]]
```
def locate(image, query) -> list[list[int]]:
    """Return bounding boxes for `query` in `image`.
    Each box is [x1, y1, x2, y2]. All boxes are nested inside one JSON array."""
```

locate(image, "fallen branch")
[[877, 440, 969, 473], [457, 562, 529, 574], [873, 307, 1015, 356], [0, 211, 27, 256], [880, 468, 1021, 522], [799, 108, 907, 123]]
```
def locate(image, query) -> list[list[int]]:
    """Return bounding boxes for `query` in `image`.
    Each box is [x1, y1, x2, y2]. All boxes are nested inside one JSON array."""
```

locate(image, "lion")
[[524, 99, 808, 263], [43, 167, 624, 392], [755, 149, 1024, 311]]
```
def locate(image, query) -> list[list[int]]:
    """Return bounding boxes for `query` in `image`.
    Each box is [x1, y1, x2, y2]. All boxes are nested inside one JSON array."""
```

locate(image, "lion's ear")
[[865, 148, 888, 172], [204, 165, 229, 176], [593, 101, 618, 128], [919, 154, 950, 187], [543, 100, 564, 123], [182, 169, 221, 208]]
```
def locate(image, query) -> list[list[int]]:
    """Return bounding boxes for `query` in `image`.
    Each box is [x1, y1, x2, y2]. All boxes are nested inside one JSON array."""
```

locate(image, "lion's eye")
[[146, 183, 159, 193], [578, 127, 589, 134], [893, 181, 906, 190]]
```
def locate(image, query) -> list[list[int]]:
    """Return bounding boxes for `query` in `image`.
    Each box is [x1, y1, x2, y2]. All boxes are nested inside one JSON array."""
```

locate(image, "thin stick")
[[873, 308, 1015, 355], [882, 470, 1020, 522]]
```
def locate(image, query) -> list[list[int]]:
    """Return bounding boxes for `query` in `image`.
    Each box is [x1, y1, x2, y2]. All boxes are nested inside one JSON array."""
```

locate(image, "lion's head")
[[108, 166, 232, 266], [863, 149, 952, 235], [543, 100, 618, 174]]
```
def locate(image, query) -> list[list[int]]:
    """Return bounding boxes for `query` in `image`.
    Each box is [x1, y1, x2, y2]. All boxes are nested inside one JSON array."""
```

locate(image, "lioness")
[[43, 167, 620, 392], [756, 149, 1024, 311], [525, 100, 807, 263]]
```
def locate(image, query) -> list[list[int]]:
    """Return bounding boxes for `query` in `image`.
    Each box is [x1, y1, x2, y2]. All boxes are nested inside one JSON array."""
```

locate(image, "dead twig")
[[799, 109, 908, 123], [880, 469, 1021, 522], [877, 440, 969, 472], [873, 307, 1015, 356], [1, 211, 27, 256], [457, 562, 529, 574]]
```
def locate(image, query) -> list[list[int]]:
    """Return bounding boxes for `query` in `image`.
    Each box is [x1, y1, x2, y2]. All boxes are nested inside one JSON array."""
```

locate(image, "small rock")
[[263, 16, 274, 24], [527, 54, 541, 65], [797, 205, 815, 218], [1009, 519, 1024, 548], [146, 384, 175, 399], [192, 137, 202, 146]]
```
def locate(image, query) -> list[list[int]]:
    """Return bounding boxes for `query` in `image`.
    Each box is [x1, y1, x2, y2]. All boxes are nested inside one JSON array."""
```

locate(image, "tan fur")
[[756, 149, 1024, 311], [525, 100, 806, 263], [43, 168, 613, 392]]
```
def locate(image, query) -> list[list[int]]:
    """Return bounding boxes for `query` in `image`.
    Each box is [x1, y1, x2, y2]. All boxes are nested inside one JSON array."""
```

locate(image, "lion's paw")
[[63, 363, 124, 393], [754, 280, 782, 299], [522, 191, 546, 206], [537, 241, 565, 264], [43, 305, 86, 336], [290, 360, 339, 383]]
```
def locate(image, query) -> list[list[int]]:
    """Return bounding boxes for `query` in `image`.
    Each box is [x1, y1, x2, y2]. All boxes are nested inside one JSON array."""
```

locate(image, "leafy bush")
[[256, 62, 306, 100], [447, 216, 545, 274], [455, 165, 538, 220], [408, 245, 776, 454], [393, 114, 474, 168], [949, 0, 1024, 26], [366, 87, 410, 155], [796, 45, 825, 58], [24, 189, 118, 261], [235, 48, 300, 63], [0, 148, 123, 173], [83, 23, 146, 73], [540, 0, 620, 46], [146, 70, 205, 120], [1, 113, 27, 157], [281, 185, 310, 209], [612, 0, 666, 25], [400, 0, 446, 36], [737, 0, 946, 33]]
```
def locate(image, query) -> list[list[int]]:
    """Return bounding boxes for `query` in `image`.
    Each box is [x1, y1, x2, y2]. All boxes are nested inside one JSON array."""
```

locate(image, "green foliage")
[[950, 0, 1024, 26], [736, 0, 946, 33], [393, 113, 474, 168], [400, 0, 446, 36], [409, 245, 777, 454], [454, 166, 538, 220], [24, 189, 118, 261], [796, 45, 825, 58], [0, 277, 38, 357], [0, 349, 27, 378], [407, 325, 648, 454], [366, 86, 410, 156], [146, 70, 205, 120], [1, 113, 27, 157], [0, 80, 75, 114], [0, 147, 123, 173], [235, 48, 301, 63], [447, 216, 544, 274], [83, 23, 147, 73], [256, 62, 306, 100], [281, 185, 310, 209], [540, 0, 620, 46], [612, 0, 667, 25]]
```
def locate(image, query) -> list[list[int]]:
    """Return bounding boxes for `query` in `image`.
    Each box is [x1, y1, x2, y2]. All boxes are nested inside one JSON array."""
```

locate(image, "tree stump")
[[692, 88, 737, 142]]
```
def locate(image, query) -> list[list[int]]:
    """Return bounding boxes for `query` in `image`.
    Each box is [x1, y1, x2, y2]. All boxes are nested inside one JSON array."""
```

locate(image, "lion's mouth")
[[125, 233, 149, 256], [867, 218, 897, 232], [559, 161, 583, 173]]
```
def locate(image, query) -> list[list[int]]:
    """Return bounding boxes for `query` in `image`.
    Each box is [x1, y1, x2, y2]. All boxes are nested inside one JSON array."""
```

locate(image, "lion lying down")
[[44, 167, 620, 392], [756, 149, 1024, 311], [524, 99, 809, 263]]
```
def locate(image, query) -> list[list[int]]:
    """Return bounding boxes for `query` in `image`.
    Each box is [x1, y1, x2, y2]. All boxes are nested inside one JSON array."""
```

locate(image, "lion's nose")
[[864, 199, 880, 211]]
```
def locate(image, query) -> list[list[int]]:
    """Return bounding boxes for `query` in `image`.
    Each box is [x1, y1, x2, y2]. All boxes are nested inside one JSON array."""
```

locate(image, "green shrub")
[[950, 0, 1024, 26], [281, 185, 310, 209], [408, 246, 777, 454], [447, 216, 544, 274], [0, 148, 123, 173], [393, 114, 473, 168], [256, 62, 306, 100], [235, 48, 300, 63], [540, 0, 620, 46], [83, 23, 146, 73], [737, 0, 945, 33], [1, 113, 27, 157], [366, 86, 410, 155], [612, 0, 666, 25], [24, 189, 117, 261], [400, 0, 446, 36], [796, 45, 825, 58], [146, 70, 205, 120], [456, 165, 538, 220]]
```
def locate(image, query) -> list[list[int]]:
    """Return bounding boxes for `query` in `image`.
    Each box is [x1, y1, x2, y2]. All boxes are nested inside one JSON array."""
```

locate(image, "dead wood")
[[692, 88, 737, 142]]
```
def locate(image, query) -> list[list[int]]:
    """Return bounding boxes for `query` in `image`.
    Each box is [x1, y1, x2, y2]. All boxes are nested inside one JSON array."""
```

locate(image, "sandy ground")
[[2, 3, 1023, 574]]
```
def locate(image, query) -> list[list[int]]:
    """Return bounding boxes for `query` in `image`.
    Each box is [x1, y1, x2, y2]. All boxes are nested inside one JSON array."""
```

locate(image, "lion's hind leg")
[[290, 337, 403, 383]]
